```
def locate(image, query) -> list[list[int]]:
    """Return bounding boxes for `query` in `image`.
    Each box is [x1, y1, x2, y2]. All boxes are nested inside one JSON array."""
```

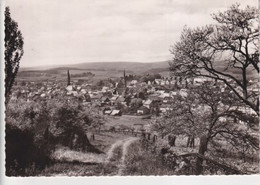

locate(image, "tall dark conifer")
[[5, 7, 24, 104]]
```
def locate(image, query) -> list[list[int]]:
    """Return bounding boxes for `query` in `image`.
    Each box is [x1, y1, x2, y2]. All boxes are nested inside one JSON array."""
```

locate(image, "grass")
[[30, 116, 260, 176], [39, 131, 131, 176], [17, 68, 126, 82], [104, 116, 151, 131], [107, 144, 123, 162], [51, 146, 106, 163], [87, 132, 130, 153], [33, 131, 260, 176], [40, 162, 105, 176], [123, 139, 177, 176]]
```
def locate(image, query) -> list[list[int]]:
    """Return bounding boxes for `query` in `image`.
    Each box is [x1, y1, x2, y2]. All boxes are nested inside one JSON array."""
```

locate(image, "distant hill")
[[20, 61, 171, 74], [69, 61, 170, 74], [19, 60, 257, 81]]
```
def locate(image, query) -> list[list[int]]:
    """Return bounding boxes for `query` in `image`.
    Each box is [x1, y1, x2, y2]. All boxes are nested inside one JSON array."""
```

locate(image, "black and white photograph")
[[1, 0, 259, 180]]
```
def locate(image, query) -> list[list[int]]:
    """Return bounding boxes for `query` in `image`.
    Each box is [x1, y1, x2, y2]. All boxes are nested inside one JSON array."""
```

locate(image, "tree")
[[141, 73, 161, 83], [138, 91, 146, 100], [5, 96, 105, 175], [5, 7, 24, 103], [153, 82, 259, 174], [115, 102, 125, 111], [129, 98, 143, 112], [170, 4, 259, 115], [97, 80, 104, 87]]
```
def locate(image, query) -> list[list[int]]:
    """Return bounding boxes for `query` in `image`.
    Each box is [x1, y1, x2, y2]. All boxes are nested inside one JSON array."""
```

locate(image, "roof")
[[117, 97, 125, 102], [138, 106, 150, 111], [80, 89, 87, 94], [110, 96, 119, 101], [104, 110, 112, 114], [91, 94, 102, 99], [101, 96, 110, 101], [66, 85, 74, 91], [160, 104, 173, 109], [170, 91, 177, 96], [144, 99, 152, 105], [111, 110, 121, 116], [40, 94, 46, 97]]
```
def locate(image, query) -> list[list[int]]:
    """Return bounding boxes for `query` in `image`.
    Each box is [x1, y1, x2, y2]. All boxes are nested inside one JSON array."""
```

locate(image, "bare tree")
[[5, 7, 24, 104], [169, 4, 259, 115]]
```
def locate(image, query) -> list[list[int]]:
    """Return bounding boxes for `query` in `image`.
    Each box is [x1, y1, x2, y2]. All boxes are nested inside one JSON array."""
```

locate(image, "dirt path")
[[49, 136, 139, 176], [106, 140, 124, 162], [118, 137, 139, 175], [105, 137, 139, 175]]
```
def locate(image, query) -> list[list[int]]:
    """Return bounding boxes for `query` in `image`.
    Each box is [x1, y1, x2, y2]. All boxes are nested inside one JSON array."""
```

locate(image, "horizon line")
[[20, 60, 172, 68]]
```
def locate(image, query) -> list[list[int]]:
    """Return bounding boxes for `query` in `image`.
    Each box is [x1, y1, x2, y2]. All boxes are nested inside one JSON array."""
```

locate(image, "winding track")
[[106, 137, 139, 175], [51, 136, 139, 176]]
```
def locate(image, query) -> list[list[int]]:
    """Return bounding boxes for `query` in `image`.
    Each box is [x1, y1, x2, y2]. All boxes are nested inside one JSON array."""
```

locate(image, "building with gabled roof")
[[110, 110, 122, 116], [143, 99, 153, 109]]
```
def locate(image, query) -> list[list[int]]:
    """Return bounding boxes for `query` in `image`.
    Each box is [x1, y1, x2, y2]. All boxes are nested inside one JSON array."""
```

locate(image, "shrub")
[[123, 139, 176, 175], [5, 97, 103, 176], [5, 124, 52, 176]]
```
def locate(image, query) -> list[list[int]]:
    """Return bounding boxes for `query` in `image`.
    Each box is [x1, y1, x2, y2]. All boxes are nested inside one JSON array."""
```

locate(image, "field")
[[41, 132, 133, 176], [103, 115, 151, 130], [38, 115, 197, 176], [7, 61, 260, 176], [17, 61, 170, 82], [31, 116, 151, 176], [17, 60, 258, 84], [33, 114, 258, 176]]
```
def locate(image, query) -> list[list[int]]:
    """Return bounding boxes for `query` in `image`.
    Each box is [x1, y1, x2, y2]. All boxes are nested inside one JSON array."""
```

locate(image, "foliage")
[[129, 98, 143, 112], [170, 4, 259, 114], [96, 80, 105, 87], [71, 72, 95, 78], [123, 139, 176, 175], [152, 81, 259, 174], [5, 97, 104, 176], [123, 138, 199, 175], [5, 7, 24, 103], [141, 73, 161, 83], [167, 4, 259, 174], [5, 124, 51, 176], [114, 102, 125, 111]]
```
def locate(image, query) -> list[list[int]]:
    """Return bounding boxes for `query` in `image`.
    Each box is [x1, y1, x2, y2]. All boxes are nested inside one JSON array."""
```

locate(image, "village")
[[3, 0, 260, 179], [11, 70, 258, 120]]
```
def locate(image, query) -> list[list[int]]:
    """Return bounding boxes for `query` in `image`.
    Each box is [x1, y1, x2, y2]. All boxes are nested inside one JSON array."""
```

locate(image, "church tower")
[[67, 70, 71, 86], [123, 69, 126, 88]]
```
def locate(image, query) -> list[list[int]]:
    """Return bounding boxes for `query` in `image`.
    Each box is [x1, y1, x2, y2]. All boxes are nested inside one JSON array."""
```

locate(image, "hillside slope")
[[20, 61, 170, 74]]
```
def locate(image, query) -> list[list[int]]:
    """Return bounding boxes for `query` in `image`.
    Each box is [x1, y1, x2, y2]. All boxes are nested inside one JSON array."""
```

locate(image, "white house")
[[111, 110, 121, 116], [143, 99, 153, 109]]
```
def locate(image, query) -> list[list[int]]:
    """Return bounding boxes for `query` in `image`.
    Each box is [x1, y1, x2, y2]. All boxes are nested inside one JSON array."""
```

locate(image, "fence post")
[[153, 135, 157, 142], [148, 133, 151, 140]]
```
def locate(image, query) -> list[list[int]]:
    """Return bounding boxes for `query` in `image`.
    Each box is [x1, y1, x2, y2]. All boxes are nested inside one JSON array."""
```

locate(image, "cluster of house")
[[11, 75, 258, 118]]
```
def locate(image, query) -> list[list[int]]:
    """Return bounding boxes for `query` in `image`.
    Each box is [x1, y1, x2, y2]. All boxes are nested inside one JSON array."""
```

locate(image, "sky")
[[5, 0, 258, 67]]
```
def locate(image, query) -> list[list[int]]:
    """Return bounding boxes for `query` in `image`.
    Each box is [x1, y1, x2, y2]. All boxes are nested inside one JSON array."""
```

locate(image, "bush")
[[5, 124, 52, 176], [123, 139, 176, 175], [5, 97, 103, 176]]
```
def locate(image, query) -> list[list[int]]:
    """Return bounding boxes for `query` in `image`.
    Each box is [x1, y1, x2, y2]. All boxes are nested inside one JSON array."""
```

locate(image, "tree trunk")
[[168, 135, 176, 147], [195, 135, 208, 175], [242, 67, 248, 99]]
